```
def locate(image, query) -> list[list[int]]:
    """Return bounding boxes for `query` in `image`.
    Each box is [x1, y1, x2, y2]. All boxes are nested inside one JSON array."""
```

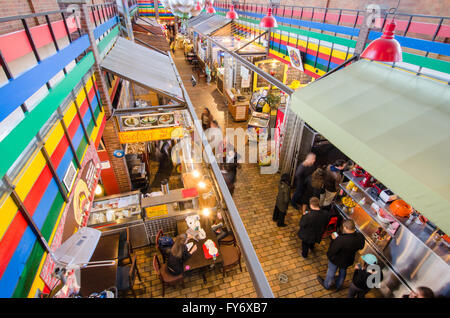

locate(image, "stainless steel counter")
[[338, 171, 450, 297]]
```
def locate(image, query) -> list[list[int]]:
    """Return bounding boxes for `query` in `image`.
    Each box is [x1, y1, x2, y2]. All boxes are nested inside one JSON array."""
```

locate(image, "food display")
[[158, 114, 174, 125], [88, 192, 141, 226], [342, 196, 357, 208], [121, 112, 177, 130]]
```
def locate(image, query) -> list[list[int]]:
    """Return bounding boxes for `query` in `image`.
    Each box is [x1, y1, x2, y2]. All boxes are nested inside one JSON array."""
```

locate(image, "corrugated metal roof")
[[188, 12, 214, 28], [290, 59, 450, 233], [192, 14, 230, 35], [101, 37, 184, 103]]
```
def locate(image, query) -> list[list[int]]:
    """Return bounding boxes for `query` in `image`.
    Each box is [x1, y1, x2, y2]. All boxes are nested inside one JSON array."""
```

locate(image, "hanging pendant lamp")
[[260, 7, 277, 28], [226, 5, 238, 19], [206, 2, 215, 14], [360, 21, 402, 62], [195, 1, 202, 11]]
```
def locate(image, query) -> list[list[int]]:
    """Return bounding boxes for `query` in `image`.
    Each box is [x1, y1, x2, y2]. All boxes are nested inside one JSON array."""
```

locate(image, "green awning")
[[290, 59, 450, 233]]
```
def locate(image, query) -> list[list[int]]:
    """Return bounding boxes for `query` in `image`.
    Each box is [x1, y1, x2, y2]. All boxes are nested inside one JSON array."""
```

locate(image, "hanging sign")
[[287, 46, 304, 71], [118, 126, 184, 144]]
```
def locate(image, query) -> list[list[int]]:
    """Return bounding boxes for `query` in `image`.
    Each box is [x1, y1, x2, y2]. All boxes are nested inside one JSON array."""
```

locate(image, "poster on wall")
[[39, 143, 101, 297], [287, 46, 304, 71], [240, 66, 250, 88]]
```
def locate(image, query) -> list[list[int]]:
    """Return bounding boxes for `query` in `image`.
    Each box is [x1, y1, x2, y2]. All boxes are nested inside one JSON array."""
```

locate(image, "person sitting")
[[297, 197, 330, 257], [166, 234, 197, 276], [348, 254, 383, 298]]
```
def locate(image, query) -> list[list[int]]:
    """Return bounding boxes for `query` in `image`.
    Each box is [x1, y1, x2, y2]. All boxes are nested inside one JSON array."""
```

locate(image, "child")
[[272, 174, 291, 227], [348, 253, 383, 298]]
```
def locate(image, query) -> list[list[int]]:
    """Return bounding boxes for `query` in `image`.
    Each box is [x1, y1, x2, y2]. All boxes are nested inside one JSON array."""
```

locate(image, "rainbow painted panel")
[[0, 80, 103, 298], [0, 14, 116, 298]]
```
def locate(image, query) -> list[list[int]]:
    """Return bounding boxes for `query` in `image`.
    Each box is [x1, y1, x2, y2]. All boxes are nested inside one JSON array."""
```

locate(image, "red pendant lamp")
[[360, 20, 402, 62], [206, 2, 215, 14], [260, 7, 277, 28], [226, 5, 238, 19], [195, 1, 202, 11]]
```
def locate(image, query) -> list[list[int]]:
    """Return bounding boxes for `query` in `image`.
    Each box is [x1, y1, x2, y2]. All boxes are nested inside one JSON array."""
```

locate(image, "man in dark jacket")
[[273, 174, 291, 227], [297, 197, 330, 257], [291, 153, 316, 209], [317, 219, 365, 290]]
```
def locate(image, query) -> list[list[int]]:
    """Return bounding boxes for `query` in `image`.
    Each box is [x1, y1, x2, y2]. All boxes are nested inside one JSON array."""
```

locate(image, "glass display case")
[[88, 191, 142, 227]]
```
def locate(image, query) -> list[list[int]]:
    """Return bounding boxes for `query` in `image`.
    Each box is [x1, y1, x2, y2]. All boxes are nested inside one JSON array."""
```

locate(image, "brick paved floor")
[[127, 47, 381, 298]]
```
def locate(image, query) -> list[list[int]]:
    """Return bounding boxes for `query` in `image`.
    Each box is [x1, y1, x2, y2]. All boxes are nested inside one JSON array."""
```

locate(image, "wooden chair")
[[155, 229, 171, 263], [153, 254, 184, 297], [117, 254, 142, 298], [218, 232, 236, 245], [118, 228, 132, 266], [219, 242, 242, 277]]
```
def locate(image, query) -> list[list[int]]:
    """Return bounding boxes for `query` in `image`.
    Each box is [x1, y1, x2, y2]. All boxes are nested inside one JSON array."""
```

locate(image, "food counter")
[[333, 169, 450, 298], [88, 191, 149, 248], [224, 88, 250, 122]]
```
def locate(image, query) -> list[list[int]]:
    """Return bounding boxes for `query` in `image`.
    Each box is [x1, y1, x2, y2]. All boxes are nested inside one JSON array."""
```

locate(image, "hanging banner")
[[118, 126, 184, 144], [287, 46, 304, 71]]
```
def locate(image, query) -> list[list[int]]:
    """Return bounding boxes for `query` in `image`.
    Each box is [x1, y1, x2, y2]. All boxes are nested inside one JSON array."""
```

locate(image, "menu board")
[[121, 113, 176, 131], [118, 126, 184, 143]]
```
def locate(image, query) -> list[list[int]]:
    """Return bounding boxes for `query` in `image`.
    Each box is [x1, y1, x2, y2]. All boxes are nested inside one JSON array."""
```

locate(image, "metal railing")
[[215, 1, 450, 81]]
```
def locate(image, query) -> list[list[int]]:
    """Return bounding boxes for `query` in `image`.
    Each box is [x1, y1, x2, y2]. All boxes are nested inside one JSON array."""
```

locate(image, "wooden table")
[[177, 219, 223, 283], [79, 233, 120, 297]]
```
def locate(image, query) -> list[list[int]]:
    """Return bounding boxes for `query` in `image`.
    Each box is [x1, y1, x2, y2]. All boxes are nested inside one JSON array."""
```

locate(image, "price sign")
[[118, 126, 183, 143], [145, 205, 169, 219]]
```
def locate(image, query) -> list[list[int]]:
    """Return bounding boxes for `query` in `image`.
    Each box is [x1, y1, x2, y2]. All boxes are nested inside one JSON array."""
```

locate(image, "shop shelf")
[[343, 171, 449, 263], [334, 202, 391, 252], [339, 183, 398, 237]]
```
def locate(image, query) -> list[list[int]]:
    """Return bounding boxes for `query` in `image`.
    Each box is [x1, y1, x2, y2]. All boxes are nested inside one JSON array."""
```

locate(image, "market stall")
[[289, 58, 450, 298]]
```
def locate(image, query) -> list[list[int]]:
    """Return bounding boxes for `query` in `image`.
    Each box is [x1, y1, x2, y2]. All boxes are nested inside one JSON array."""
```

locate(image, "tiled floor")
[[128, 47, 381, 298]]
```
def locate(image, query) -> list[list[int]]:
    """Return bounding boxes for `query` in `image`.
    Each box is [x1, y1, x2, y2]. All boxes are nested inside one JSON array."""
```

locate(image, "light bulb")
[[192, 170, 200, 178], [198, 181, 206, 189], [202, 208, 210, 216], [95, 184, 103, 196]]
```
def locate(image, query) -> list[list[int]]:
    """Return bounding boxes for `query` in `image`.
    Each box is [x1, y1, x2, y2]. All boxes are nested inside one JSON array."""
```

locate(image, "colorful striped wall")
[[0, 15, 120, 298], [138, 1, 174, 20], [215, 6, 450, 80]]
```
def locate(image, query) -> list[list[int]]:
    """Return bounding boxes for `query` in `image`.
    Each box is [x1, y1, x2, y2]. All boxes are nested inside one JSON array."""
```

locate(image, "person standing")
[[291, 153, 316, 209], [201, 107, 213, 131], [348, 254, 383, 298], [297, 197, 330, 257], [322, 159, 346, 208], [220, 162, 237, 196], [300, 166, 325, 214], [272, 174, 291, 227], [317, 219, 365, 291]]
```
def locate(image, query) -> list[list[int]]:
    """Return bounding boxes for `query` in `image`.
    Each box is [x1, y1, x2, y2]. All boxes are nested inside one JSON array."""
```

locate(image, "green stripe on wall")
[[98, 25, 119, 54], [0, 52, 95, 179]]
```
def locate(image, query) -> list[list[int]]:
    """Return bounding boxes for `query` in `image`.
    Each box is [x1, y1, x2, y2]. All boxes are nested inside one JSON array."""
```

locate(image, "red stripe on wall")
[[0, 165, 53, 279]]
